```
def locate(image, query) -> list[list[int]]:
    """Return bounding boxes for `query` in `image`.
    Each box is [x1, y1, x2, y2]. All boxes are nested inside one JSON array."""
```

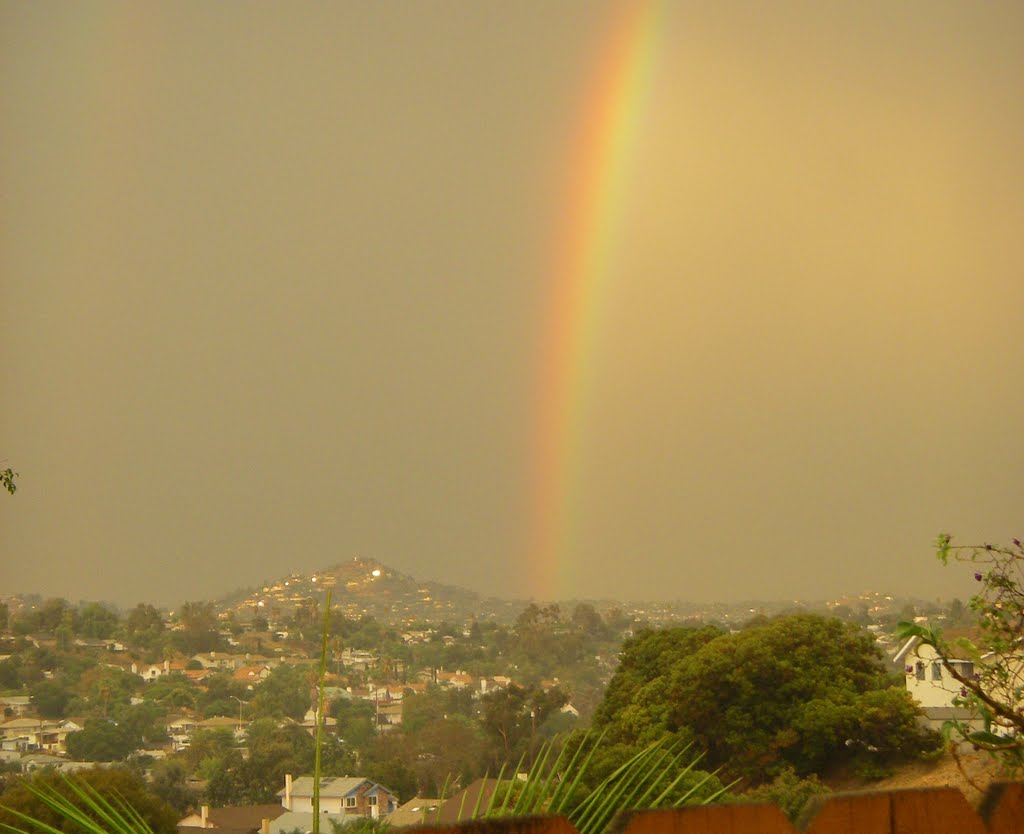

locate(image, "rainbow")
[[528, 0, 665, 601]]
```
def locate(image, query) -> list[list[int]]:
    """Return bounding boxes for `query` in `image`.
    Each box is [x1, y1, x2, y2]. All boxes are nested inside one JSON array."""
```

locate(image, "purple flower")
[[960, 688, 968, 697], [975, 572, 983, 581], [905, 666, 913, 674], [1013, 538, 1021, 548]]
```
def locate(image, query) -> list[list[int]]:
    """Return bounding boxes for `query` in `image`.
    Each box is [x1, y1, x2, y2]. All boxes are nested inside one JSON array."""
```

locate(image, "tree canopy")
[[594, 614, 940, 782]]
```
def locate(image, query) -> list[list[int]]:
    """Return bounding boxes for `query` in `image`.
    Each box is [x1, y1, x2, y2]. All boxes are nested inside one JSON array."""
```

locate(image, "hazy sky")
[[2, 1, 1022, 608]]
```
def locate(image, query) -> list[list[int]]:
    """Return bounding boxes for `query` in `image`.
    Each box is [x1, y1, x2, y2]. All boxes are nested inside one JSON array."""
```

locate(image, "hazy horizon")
[[2, 2, 1022, 608]]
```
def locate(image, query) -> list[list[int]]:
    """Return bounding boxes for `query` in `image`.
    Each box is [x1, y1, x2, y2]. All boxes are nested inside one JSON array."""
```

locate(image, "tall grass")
[[312, 589, 332, 834], [455, 733, 733, 834], [0, 777, 155, 834]]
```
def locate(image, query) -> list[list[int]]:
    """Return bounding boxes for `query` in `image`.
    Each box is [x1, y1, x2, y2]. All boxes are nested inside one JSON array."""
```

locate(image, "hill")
[[215, 557, 526, 625]]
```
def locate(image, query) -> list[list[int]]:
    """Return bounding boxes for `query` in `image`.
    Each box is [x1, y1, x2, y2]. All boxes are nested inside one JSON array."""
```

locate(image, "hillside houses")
[[0, 717, 82, 755]]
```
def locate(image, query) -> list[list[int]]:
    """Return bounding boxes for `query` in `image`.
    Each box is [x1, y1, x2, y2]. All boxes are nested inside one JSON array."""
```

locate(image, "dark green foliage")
[[479, 683, 568, 768], [193, 672, 247, 717], [0, 767, 177, 834], [75, 605, 120, 640], [65, 719, 138, 762], [734, 767, 830, 822], [29, 680, 73, 719], [595, 614, 940, 783], [120, 605, 165, 651], [142, 675, 196, 710], [147, 760, 195, 815], [250, 665, 312, 720], [593, 625, 723, 747], [408, 715, 488, 796], [170, 602, 222, 655], [72, 666, 138, 718], [112, 701, 170, 747], [0, 658, 22, 689], [202, 720, 356, 806], [329, 697, 376, 748], [179, 728, 237, 772]]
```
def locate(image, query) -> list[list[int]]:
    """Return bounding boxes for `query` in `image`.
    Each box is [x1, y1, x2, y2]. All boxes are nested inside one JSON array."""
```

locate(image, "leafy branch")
[[896, 534, 1024, 772]]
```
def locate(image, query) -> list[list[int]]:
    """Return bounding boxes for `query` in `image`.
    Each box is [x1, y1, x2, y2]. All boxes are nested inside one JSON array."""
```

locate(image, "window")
[[958, 662, 974, 679], [368, 796, 377, 807], [931, 662, 942, 681], [915, 662, 925, 681], [344, 797, 356, 809]]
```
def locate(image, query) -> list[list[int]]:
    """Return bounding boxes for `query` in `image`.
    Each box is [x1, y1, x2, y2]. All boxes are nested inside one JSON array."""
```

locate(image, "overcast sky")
[[2, 1, 1022, 608]]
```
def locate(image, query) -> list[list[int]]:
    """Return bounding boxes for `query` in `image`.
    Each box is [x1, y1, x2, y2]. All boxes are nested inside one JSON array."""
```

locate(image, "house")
[[191, 652, 242, 671], [385, 797, 443, 828], [894, 636, 978, 709], [19, 754, 93, 773], [0, 696, 33, 717], [73, 638, 125, 652], [177, 803, 287, 834], [299, 710, 337, 736], [376, 702, 402, 730], [0, 717, 44, 752], [138, 659, 188, 682], [893, 636, 985, 735], [436, 670, 473, 690], [266, 812, 350, 834], [166, 716, 198, 750], [0, 717, 82, 755], [400, 683, 427, 698], [233, 666, 272, 687], [432, 779, 498, 824], [278, 774, 399, 819], [338, 649, 377, 672], [185, 669, 213, 684], [44, 719, 84, 754], [196, 716, 246, 736], [479, 675, 512, 695]]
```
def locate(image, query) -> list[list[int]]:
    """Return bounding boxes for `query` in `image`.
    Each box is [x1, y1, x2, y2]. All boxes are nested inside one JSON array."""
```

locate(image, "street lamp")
[[231, 696, 247, 729]]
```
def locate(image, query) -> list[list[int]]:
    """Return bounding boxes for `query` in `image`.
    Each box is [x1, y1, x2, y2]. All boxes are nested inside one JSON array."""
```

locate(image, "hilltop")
[[215, 557, 526, 625]]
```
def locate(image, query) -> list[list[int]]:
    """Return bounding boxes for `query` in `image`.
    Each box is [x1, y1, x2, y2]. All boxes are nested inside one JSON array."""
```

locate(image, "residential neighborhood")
[[0, 558, 1015, 832]]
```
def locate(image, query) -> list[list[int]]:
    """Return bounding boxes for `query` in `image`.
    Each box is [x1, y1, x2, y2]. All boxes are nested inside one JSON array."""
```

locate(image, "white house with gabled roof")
[[278, 774, 398, 819]]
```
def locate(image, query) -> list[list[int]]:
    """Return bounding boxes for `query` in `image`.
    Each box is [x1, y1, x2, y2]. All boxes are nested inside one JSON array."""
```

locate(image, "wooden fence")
[[412, 783, 1024, 834]]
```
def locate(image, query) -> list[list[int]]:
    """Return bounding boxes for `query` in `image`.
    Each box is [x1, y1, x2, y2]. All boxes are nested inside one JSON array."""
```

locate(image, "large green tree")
[[65, 719, 139, 762], [595, 615, 940, 783], [250, 665, 313, 720], [202, 720, 355, 805], [121, 603, 166, 650], [172, 601, 222, 654], [593, 624, 723, 747], [479, 683, 568, 768], [75, 603, 121, 639], [29, 679, 73, 719]]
